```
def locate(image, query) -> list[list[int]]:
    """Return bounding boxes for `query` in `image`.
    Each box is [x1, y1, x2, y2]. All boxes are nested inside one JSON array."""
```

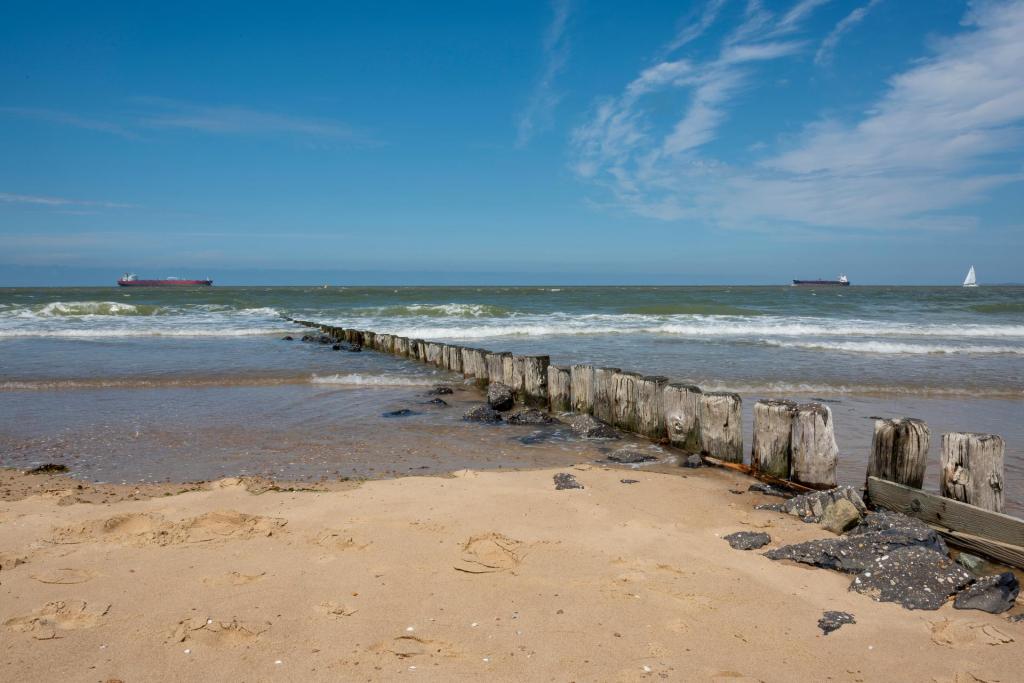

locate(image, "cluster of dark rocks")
[[379, 386, 458, 419], [287, 333, 361, 352], [553, 473, 584, 490], [462, 382, 566, 428]]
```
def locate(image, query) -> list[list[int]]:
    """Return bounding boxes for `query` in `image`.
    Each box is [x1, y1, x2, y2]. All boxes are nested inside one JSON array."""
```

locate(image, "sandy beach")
[[2, 462, 1020, 682]]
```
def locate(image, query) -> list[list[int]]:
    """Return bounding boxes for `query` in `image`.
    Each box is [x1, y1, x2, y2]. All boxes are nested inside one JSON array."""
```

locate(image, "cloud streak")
[[815, 0, 882, 66], [516, 0, 573, 147], [0, 193, 135, 209]]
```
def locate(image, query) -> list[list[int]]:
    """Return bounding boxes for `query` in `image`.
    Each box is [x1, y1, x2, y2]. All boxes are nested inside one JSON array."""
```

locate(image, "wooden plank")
[[938, 529, 1024, 569], [702, 456, 815, 493], [867, 476, 1024, 548]]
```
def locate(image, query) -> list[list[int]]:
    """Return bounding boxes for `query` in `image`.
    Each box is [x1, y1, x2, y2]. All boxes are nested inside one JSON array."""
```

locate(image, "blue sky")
[[1, 0, 1022, 285]]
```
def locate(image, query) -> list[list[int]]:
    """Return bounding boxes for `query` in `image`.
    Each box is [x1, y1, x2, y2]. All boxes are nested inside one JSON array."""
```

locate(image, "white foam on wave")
[[0, 327, 289, 339], [762, 340, 1024, 355], [309, 373, 442, 387], [695, 381, 1024, 399], [35, 301, 154, 317]]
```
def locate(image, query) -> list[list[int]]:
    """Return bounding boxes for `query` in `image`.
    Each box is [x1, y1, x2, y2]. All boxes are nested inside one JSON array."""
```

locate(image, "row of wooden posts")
[[292, 320, 1007, 514]]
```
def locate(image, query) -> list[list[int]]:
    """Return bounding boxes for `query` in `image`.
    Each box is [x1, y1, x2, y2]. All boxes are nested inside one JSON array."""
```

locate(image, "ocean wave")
[[347, 303, 511, 318], [695, 381, 1024, 399], [0, 327, 288, 339], [761, 340, 1024, 355], [309, 373, 445, 386], [34, 301, 163, 317]]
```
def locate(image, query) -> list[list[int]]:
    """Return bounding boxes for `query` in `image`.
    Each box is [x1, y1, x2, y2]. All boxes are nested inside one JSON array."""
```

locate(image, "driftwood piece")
[[547, 365, 571, 413], [867, 418, 930, 489], [570, 364, 595, 415], [790, 403, 838, 487], [612, 371, 642, 433], [752, 399, 797, 478], [941, 432, 1005, 513], [663, 383, 702, 453], [635, 375, 669, 440], [699, 391, 742, 462], [592, 367, 621, 424], [520, 355, 550, 408]]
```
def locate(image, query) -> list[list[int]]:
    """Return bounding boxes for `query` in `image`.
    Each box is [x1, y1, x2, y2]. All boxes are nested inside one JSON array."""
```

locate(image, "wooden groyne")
[[288, 318, 1022, 567]]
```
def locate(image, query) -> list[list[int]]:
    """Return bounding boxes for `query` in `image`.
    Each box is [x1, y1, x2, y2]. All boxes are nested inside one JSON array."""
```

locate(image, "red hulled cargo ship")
[[117, 273, 213, 287]]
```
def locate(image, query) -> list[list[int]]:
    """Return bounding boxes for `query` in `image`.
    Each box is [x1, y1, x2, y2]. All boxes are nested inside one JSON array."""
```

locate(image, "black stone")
[[383, 409, 419, 418], [682, 454, 703, 468], [954, 572, 1020, 614], [463, 404, 503, 423], [554, 473, 584, 490], [764, 511, 949, 574], [424, 398, 448, 406], [724, 531, 771, 550], [282, 335, 294, 341], [427, 386, 455, 395], [27, 463, 69, 474], [505, 408, 560, 425], [818, 611, 855, 635], [606, 449, 658, 464], [486, 382, 516, 411], [1008, 613, 1024, 623], [332, 344, 342, 350], [564, 414, 620, 439], [301, 334, 316, 342], [849, 546, 973, 610], [748, 483, 791, 498], [347, 345, 362, 352], [620, 479, 640, 485]]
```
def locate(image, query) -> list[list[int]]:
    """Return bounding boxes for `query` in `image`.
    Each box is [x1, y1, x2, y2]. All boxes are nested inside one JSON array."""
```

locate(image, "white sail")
[[963, 265, 977, 287]]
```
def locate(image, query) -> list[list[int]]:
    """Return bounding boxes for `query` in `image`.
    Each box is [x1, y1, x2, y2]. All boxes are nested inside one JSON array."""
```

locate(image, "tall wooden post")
[[547, 365, 571, 413], [663, 383, 702, 453], [867, 418, 930, 489], [790, 402, 838, 487], [570, 364, 595, 415], [520, 355, 550, 408], [941, 432, 1005, 512], [699, 391, 742, 463], [612, 371, 642, 433], [592, 367, 621, 424], [751, 399, 797, 478], [636, 375, 669, 440], [486, 352, 511, 387]]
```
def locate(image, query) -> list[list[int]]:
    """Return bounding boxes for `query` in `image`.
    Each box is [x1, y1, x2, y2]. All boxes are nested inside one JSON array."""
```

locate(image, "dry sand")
[[1, 464, 1021, 682]]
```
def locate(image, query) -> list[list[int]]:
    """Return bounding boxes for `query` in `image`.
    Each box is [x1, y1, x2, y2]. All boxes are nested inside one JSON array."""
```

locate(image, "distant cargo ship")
[[117, 273, 213, 287], [792, 275, 849, 287]]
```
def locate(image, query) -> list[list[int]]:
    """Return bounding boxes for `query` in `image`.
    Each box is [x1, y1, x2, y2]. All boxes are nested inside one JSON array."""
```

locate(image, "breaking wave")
[[347, 303, 511, 318], [761, 340, 1024, 355], [35, 301, 162, 316], [309, 373, 445, 386]]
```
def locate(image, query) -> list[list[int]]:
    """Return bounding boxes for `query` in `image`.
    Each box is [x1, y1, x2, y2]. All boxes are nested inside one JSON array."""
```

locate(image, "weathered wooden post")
[[520, 355, 550, 408], [501, 355, 515, 388], [612, 371, 642, 433], [570, 364, 595, 414], [468, 348, 489, 387], [547, 365, 571, 412], [359, 331, 372, 348], [663, 383, 702, 453], [394, 336, 409, 357], [428, 342, 444, 366], [867, 418, 930, 489], [416, 340, 428, 361], [509, 356, 526, 399], [636, 375, 668, 440], [751, 399, 797, 478], [790, 402, 838, 487], [592, 367, 621, 424], [486, 352, 511, 387], [446, 345, 464, 373], [379, 334, 393, 353], [699, 391, 742, 462], [940, 432, 1005, 512]]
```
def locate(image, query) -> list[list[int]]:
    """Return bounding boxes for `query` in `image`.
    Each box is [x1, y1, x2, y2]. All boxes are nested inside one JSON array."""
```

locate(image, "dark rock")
[[781, 486, 866, 522], [505, 408, 560, 425], [347, 345, 362, 352], [301, 334, 316, 342], [318, 335, 332, 344], [27, 463, 69, 474], [554, 473, 583, 490], [818, 611, 855, 635], [463, 404, 503, 424], [427, 386, 454, 395], [282, 335, 294, 341], [682, 454, 703, 468], [620, 479, 640, 485], [486, 382, 516, 411], [382, 409, 419, 418], [724, 531, 771, 550], [954, 573, 1020, 614], [564, 414, 620, 439], [850, 546, 973, 610], [956, 552, 986, 574], [820, 499, 863, 534], [1008, 613, 1024, 623], [606, 448, 658, 464], [332, 344, 342, 350], [764, 510, 949, 574], [424, 398, 448, 406], [748, 483, 790, 498]]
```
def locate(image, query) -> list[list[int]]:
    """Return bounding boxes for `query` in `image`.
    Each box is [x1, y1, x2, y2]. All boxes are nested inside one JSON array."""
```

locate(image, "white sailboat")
[[963, 265, 978, 288]]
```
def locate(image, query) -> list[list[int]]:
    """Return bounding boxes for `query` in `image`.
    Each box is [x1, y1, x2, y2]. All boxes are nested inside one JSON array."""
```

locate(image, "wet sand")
[[1, 462, 1021, 682]]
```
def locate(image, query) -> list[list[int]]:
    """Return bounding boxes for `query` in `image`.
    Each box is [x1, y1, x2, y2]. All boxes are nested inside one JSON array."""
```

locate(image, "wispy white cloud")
[[664, 0, 729, 53], [815, 0, 883, 66], [516, 0, 574, 147], [0, 192, 135, 209], [571, 0, 1024, 233], [0, 107, 137, 138]]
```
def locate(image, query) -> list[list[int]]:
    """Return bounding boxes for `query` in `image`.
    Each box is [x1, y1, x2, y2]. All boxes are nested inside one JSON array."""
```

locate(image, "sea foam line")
[[761, 340, 1024, 355]]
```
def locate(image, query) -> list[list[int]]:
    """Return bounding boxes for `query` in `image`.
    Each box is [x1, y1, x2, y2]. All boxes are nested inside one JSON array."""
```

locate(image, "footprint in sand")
[[929, 618, 1015, 648], [168, 617, 271, 647], [368, 635, 459, 660], [30, 568, 96, 585], [0, 552, 28, 571], [201, 570, 267, 587], [315, 601, 359, 619], [453, 532, 527, 575], [50, 511, 286, 547], [4, 600, 110, 639], [311, 529, 371, 552]]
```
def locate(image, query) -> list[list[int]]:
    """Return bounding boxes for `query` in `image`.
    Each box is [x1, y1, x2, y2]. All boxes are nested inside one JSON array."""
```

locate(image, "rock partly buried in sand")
[[606, 449, 658, 464], [486, 382, 516, 411], [620, 479, 639, 485], [764, 510, 948, 574], [565, 414, 620, 439], [26, 463, 69, 475], [505, 408, 560, 425], [954, 573, 1020, 614], [724, 531, 771, 550], [820, 499, 863, 534], [463, 404, 503, 423], [282, 335, 294, 341], [382, 409, 420, 418], [748, 483, 789, 498], [424, 398, 448, 406], [427, 386, 454, 395], [553, 473, 584, 490], [682, 454, 703, 468], [781, 486, 866, 523], [850, 546, 974, 610], [956, 552, 986, 574], [1008, 613, 1024, 623], [818, 611, 855, 635], [301, 334, 316, 342]]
